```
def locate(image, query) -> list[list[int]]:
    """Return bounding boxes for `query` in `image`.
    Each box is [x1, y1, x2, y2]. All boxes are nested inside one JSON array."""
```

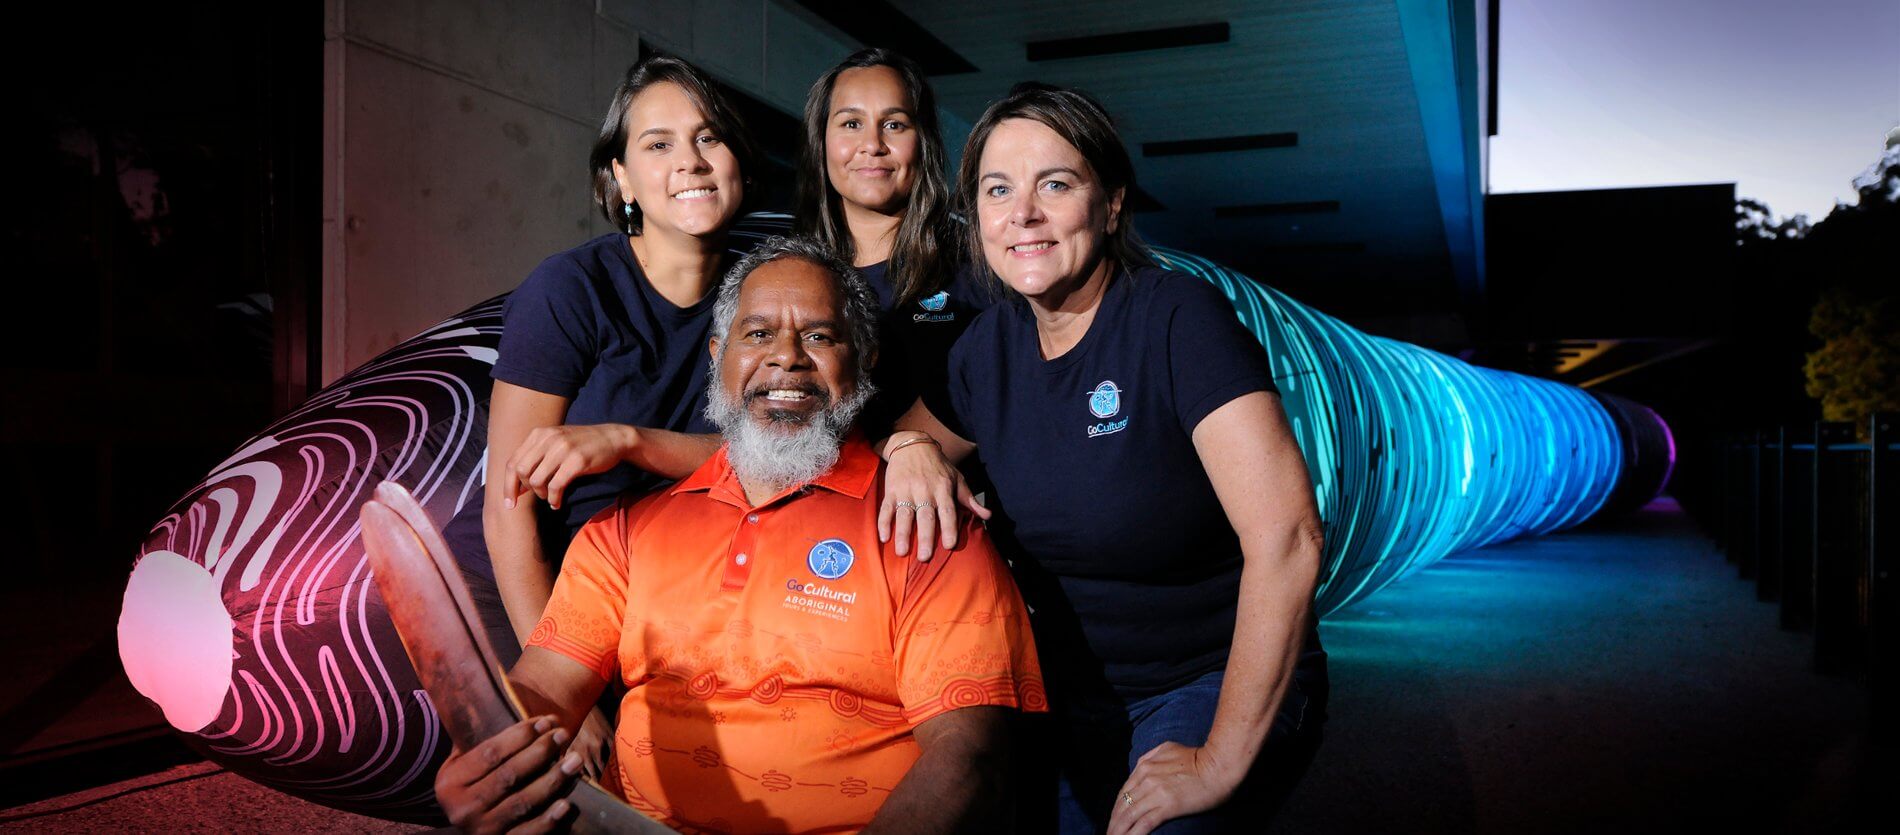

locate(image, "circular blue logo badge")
[[807, 539, 855, 580], [1088, 380, 1122, 419], [919, 291, 949, 312]]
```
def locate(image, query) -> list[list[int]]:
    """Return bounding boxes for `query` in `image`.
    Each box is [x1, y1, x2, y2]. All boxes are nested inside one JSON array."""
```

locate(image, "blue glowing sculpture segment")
[[1154, 248, 1632, 615]]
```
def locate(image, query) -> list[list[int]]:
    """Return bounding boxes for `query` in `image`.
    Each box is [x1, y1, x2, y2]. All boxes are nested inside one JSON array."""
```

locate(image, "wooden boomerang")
[[361, 481, 674, 833]]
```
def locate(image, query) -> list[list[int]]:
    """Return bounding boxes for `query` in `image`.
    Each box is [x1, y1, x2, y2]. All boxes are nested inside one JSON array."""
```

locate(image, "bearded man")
[[435, 237, 1045, 834]]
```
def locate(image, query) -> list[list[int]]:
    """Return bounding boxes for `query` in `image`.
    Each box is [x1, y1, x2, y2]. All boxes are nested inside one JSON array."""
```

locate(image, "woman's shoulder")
[[1119, 262, 1238, 320], [1126, 262, 1221, 299], [522, 233, 629, 288], [504, 234, 641, 320]]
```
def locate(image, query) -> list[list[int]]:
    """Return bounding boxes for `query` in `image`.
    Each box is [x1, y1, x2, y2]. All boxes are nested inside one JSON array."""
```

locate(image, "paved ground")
[[0, 762, 423, 833], [1269, 498, 1887, 834], [2, 498, 1886, 832]]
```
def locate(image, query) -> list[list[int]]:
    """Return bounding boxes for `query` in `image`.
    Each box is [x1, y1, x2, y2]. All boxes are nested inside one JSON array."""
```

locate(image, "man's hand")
[[504, 424, 636, 510], [572, 706, 616, 780], [436, 714, 584, 834], [1106, 741, 1243, 835]]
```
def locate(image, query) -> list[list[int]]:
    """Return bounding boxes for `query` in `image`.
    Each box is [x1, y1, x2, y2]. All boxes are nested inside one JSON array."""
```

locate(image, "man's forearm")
[[508, 672, 591, 736], [507, 647, 615, 736], [863, 708, 1010, 835]]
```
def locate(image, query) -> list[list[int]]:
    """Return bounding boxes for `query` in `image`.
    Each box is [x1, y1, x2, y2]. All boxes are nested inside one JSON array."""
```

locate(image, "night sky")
[[1491, 0, 1900, 220]]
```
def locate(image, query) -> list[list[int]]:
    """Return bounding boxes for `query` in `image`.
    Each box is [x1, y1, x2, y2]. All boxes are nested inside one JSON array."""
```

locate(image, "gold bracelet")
[[886, 434, 941, 458]]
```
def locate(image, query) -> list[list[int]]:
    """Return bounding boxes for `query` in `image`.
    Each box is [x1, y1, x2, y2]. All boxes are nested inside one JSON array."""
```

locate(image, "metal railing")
[[1712, 412, 1896, 743]]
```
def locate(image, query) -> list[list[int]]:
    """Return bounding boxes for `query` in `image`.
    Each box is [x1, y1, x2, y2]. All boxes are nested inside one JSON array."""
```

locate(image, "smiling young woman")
[[798, 49, 950, 304], [438, 54, 760, 780], [822, 66, 920, 238], [794, 49, 992, 440], [612, 78, 745, 303]]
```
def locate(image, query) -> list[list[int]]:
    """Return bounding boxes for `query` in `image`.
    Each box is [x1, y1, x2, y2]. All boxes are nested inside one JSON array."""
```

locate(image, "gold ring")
[[1121, 790, 1135, 807]]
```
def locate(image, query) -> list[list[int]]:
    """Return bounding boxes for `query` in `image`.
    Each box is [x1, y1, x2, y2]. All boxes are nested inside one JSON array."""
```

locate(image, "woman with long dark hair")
[[796, 48, 954, 308], [441, 53, 759, 777], [794, 49, 993, 482]]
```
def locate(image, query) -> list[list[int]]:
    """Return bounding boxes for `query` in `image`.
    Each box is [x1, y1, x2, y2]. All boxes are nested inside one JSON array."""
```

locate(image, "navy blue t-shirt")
[[856, 259, 993, 437], [444, 233, 721, 578], [925, 265, 1308, 698]]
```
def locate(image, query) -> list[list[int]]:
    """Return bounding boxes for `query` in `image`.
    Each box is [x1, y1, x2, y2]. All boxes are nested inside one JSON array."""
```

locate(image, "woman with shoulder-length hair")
[[878, 83, 1329, 834], [795, 48, 996, 475], [440, 53, 759, 778]]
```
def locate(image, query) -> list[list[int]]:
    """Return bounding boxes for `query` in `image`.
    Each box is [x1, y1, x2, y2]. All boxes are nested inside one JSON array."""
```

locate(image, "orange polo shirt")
[[528, 437, 1045, 834]]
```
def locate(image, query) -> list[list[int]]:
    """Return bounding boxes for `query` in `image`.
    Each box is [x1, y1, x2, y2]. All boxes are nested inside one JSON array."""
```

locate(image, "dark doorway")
[[0, 3, 317, 804]]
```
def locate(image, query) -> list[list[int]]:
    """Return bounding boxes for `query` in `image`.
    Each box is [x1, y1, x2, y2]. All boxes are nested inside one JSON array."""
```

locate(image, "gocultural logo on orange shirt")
[[783, 579, 856, 622]]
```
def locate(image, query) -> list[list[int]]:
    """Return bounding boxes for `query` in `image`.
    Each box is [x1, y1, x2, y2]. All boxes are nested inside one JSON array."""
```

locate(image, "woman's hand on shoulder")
[[505, 424, 638, 511], [877, 432, 989, 562]]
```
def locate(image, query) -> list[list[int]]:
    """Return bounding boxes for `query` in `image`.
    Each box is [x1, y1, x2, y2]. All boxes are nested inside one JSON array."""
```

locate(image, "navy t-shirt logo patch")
[[1087, 380, 1129, 437], [1088, 380, 1122, 418], [913, 291, 954, 323]]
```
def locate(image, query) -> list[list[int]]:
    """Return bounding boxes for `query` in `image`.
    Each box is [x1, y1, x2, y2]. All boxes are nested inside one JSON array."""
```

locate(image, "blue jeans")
[[1041, 661, 1326, 835]]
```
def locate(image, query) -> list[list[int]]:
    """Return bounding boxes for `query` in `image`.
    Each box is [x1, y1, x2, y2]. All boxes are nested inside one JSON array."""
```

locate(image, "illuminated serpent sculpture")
[[117, 222, 1673, 821], [1151, 249, 1672, 615]]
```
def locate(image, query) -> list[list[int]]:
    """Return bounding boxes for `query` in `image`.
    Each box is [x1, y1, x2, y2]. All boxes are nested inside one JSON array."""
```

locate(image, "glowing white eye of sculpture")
[[120, 550, 233, 732]]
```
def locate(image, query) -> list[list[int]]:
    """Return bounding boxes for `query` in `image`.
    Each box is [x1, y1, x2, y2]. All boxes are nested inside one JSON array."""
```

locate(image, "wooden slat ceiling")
[[889, 0, 1456, 310]]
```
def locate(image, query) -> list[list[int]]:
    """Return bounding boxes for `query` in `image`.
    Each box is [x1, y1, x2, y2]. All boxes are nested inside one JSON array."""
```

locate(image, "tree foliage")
[[1735, 197, 1810, 243], [1806, 288, 1899, 429], [1794, 143, 1900, 435]]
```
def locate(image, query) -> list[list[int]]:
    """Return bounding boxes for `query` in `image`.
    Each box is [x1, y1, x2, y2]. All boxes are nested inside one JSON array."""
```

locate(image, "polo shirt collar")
[[673, 432, 880, 506]]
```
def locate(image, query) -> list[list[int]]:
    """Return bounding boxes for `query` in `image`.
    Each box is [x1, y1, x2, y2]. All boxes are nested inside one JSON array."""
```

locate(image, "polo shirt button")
[[736, 553, 748, 566], [747, 514, 760, 524]]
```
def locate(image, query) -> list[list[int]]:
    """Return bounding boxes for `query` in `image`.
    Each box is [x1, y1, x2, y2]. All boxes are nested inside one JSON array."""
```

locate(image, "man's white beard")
[[704, 369, 874, 492]]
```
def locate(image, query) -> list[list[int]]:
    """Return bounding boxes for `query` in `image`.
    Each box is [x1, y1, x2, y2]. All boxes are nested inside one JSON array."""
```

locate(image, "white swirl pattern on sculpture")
[[121, 301, 500, 819]]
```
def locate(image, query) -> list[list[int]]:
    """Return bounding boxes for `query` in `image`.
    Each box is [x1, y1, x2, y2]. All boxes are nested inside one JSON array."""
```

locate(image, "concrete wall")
[[320, 0, 861, 381]]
